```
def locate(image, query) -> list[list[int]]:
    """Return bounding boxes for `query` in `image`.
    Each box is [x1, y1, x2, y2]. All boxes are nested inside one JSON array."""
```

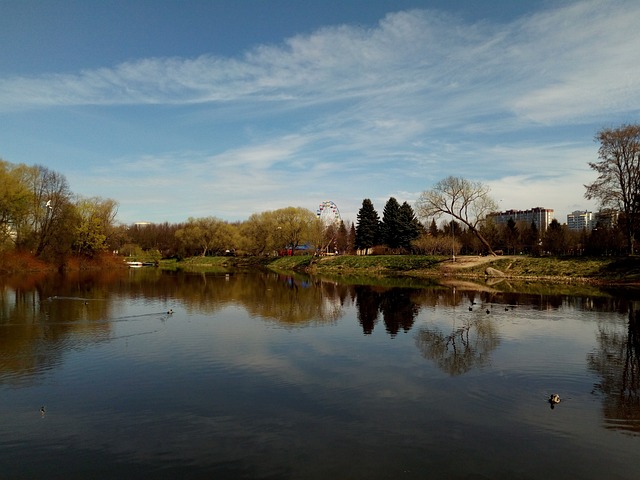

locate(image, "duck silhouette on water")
[[548, 394, 561, 409]]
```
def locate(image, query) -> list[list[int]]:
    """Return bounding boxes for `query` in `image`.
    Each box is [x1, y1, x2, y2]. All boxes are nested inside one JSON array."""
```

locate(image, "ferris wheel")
[[316, 200, 342, 226]]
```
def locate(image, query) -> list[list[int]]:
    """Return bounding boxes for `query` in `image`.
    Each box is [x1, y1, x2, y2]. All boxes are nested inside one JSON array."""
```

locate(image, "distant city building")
[[488, 207, 554, 231], [567, 210, 596, 231], [594, 209, 619, 229]]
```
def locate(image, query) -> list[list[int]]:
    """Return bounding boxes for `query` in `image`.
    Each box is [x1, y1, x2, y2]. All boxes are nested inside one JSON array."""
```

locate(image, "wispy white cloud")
[[508, 1, 640, 124], [204, 135, 310, 169], [5, 0, 639, 224], [3, 1, 639, 123]]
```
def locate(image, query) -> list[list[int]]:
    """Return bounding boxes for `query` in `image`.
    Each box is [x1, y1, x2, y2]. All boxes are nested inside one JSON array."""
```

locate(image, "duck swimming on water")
[[548, 394, 561, 408]]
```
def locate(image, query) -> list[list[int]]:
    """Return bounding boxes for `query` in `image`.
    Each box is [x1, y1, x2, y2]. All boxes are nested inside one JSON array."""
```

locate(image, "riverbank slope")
[[162, 254, 640, 285], [272, 254, 640, 285], [5, 251, 639, 286]]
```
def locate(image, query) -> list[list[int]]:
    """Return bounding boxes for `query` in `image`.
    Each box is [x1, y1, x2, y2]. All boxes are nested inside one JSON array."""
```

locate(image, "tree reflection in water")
[[415, 316, 500, 376], [588, 306, 640, 433], [354, 285, 380, 334], [380, 288, 420, 336], [0, 271, 117, 384], [354, 286, 419, 336]]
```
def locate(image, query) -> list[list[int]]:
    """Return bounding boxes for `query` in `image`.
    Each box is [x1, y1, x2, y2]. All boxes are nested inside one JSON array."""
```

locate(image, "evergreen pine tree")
[[349, 222, 356, 253], [398, 201, 421, 249], [429, 218, 439, 237], [504, 218, 519, 254], [523, 221, 540, 255], [335, 220, 349, 254], [381, 197, 402, 248], [356, 199, 380, 252], [542, 219, 567, 255]]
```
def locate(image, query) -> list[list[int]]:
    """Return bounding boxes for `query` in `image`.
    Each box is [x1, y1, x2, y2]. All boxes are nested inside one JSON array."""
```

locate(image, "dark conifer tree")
[[349, 222, 356, 253], [335, 220, 349, 254], [429, 218, 439, 237], [381, 197, 402, 249], [542, 219, 568, 255], [504, 218, 519, 254], [398, 201, 422, 250], [356, 199, 380, 252], [523, 221, 539, 255]]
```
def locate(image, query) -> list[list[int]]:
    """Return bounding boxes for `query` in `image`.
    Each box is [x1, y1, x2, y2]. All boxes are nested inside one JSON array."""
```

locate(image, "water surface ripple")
[[1, 270, 639, 479]]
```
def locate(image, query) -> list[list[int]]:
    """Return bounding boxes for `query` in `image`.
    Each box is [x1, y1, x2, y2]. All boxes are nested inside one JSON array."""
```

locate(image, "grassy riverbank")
[[162, 254, 640, 285], [159, 255, 271, 272], [269, 254, 443, 274], [443, 255, 640, 283], [4, 251, 637, 288]]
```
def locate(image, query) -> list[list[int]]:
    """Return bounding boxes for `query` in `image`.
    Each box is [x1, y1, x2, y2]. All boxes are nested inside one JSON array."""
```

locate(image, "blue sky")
[[1, 0, 639, 225]]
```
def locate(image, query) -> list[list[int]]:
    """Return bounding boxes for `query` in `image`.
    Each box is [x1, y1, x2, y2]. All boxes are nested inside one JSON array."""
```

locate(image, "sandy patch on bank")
[[438, 255, 519, 292], [441, 255, 518, 271]]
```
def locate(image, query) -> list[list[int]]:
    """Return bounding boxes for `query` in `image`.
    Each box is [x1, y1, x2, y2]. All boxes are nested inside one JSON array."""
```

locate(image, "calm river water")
[[1, 268, 640, 479]]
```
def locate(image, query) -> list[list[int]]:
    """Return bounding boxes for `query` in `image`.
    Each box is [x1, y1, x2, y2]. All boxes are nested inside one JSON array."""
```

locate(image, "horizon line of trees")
[[119, 197, 630, 260], [0, 161, 632, 264], [2, 123, 638, 263]]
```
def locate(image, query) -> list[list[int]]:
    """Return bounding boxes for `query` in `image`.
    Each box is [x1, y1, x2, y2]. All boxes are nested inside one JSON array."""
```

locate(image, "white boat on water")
[[126, 261, 156, 268]]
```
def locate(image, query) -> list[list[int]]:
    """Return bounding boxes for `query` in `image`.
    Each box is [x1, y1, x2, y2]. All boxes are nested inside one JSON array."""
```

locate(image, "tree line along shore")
[[2, 124, 640, 272], [2, 240, 639, 286]]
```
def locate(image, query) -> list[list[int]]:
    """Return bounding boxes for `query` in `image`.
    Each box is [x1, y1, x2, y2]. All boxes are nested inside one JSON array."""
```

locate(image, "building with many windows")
[[567, 210, 596, 231], [594, 209, 619, 229], [488, 207, 554, 231], [565, 209, 619, 230]]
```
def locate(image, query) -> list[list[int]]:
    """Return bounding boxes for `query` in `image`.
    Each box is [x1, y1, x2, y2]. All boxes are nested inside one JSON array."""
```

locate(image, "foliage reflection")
[[588, 306, 640, 434], [0, 271, 119, 383]]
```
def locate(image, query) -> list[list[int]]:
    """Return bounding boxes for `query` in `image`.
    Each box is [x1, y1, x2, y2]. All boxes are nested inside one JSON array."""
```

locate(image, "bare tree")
[[585, 124, 640, 255], [416, 317, 500, 376], [17, 165, 73, 257], [416, 176, 498, 255]]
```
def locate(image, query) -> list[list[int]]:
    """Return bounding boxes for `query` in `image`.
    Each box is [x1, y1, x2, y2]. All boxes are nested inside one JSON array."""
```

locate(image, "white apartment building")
[[566, 209, 619, 230], [595, 209, 619, 229], [488, 207, 554, 231], [567, 210, 596, 231]]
